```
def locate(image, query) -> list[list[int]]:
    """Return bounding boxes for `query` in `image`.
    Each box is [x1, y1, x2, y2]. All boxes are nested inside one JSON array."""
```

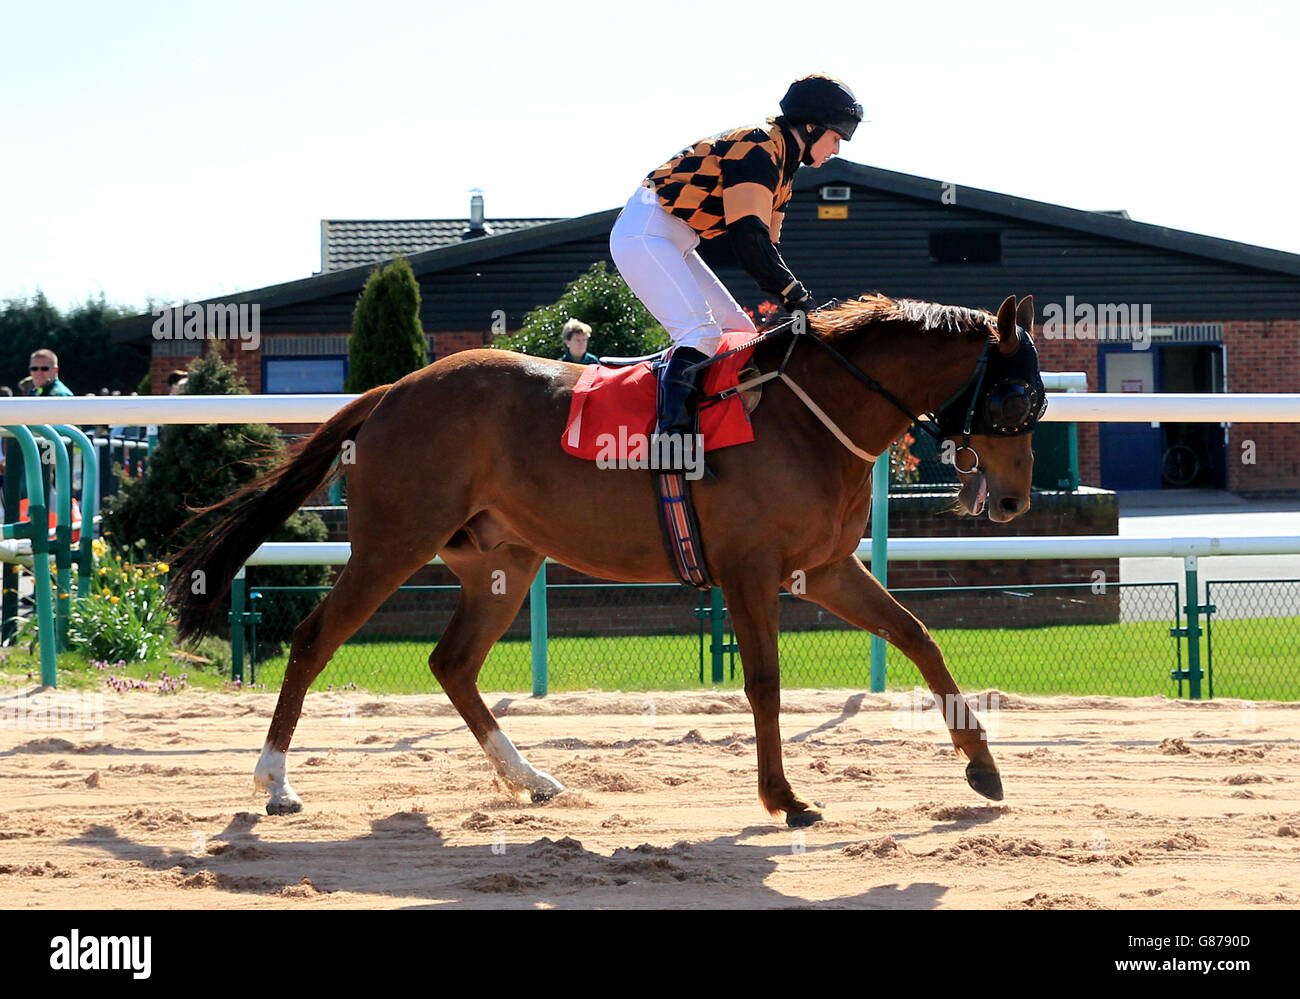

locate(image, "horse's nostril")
[[1000, 497, 1021, 514]]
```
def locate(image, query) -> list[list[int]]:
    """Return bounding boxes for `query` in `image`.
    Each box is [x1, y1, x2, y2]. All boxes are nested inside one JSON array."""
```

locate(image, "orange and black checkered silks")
[[644, 124, 796, 241]]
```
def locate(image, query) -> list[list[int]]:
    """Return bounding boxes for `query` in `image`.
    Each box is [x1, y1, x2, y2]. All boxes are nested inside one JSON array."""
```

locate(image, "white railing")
[[4, 389, 1300, 426], [242, 535, 1300, 566]]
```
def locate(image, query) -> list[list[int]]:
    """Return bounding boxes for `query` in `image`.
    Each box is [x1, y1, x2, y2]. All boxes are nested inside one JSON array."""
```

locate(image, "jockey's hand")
[[782, 282, 814, 314]]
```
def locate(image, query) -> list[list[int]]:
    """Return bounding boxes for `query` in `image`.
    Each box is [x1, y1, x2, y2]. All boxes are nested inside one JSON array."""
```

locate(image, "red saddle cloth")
[[562, 332, 759, 460]]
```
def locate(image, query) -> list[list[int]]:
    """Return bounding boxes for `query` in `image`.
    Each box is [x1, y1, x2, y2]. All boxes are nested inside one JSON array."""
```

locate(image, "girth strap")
[[654, 472, 713, 589]]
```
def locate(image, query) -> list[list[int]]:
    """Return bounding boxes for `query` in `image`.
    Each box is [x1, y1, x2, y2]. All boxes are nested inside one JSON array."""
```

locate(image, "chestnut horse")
[[169, 293, 1044, 827]]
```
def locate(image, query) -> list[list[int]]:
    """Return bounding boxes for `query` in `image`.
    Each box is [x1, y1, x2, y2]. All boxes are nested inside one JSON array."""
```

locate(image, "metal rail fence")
[[231, 578, 1300, 700], [4, 390, 1299, 695], [1205, 580, 1300, 701]]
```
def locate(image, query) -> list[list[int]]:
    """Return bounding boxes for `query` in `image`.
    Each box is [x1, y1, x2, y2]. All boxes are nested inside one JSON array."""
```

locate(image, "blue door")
[[1099, 345, 1162, 489]]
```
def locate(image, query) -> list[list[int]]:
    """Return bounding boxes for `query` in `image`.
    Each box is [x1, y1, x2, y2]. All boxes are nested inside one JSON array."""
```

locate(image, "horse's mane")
[[809, 293, 999, 344]]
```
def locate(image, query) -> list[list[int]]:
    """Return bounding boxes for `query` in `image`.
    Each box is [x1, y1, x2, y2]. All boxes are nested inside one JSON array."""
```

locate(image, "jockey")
[[609, 74, 863, 463]]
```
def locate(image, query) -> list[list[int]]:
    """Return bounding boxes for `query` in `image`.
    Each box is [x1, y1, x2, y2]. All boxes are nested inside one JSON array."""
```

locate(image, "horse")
[[167, 292, 1046, 827]]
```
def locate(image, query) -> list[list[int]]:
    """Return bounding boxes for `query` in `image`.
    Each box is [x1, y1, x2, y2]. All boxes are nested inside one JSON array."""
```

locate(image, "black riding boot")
[[654, 345, 709, 472]]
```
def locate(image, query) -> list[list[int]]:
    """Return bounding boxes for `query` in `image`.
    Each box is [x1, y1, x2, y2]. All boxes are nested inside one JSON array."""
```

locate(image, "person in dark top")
[[558, 319, 599, 364], [26, 349, 74, 396]]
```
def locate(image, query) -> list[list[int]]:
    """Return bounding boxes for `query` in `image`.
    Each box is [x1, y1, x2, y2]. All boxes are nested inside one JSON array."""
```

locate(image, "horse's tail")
[[165, 384, 391, 642]]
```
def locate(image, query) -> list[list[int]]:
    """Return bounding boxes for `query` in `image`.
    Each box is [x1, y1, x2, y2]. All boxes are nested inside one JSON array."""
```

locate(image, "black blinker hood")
[[935, 327, 1048, 437]]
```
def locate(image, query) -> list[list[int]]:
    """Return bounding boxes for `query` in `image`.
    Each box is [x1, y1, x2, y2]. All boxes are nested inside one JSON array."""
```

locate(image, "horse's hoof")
[[266, 799, 303, 816], [787, 808, 824, 828], [965, 762, 1004, 801], [530, 787, 558, 803]]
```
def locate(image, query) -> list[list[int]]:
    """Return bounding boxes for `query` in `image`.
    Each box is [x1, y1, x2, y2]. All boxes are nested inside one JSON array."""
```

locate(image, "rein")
[[690, 307, 994, 468]]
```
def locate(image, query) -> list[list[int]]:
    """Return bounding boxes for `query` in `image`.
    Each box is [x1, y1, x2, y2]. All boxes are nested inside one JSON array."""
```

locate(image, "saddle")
[[561, 334, 766, 589]]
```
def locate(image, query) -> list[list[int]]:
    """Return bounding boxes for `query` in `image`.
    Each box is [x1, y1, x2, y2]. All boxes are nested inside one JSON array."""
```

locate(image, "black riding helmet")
[[779, 75, 864, 146]]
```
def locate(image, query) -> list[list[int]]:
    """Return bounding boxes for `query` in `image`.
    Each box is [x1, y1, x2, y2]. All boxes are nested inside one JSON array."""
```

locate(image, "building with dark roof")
[[318, 195, 556, 272], [116, 160, 1300, 494]]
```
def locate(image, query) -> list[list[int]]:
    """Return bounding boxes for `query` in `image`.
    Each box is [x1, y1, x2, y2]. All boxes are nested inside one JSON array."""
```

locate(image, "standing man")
[[26, 349, 74, 396]]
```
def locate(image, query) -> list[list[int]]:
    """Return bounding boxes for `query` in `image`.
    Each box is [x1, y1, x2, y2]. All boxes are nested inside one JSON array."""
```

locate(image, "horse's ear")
[[1015, 295, 1035, 336], [996, 295, 1018, 355]]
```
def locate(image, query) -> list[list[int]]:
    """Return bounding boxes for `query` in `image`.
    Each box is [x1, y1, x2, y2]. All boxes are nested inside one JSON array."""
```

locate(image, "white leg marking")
[[253, 742, 303, 814], [483, 730, 565, 801]]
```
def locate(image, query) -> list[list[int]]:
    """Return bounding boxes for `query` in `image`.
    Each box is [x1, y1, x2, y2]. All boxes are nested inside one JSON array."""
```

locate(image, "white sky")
[[1, 0, 1297, 311]]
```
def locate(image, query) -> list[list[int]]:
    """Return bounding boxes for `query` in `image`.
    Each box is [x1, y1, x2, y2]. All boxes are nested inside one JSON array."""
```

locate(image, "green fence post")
[[1182, 556, 1204, 700], [1186, 556, 1203, 699], [55, 425, 98, 599], [5, 427, 58, 686], [2, 438, 22, 645], [1065, 422, 1080, 491], [34, 427, 72, 650], [696, 590, 706, 684], [230, 568, 246, 683], [530, 562, 548, 697], [248, 591, 262, 685], [868, 456, 889, 692], [710, 586, 725, 684], [1203, 582, 1215, 699]]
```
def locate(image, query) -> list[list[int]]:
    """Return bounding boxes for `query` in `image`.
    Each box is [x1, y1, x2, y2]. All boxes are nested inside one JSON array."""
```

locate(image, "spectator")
[[26, 349, 73, 396], [166, 370, 188, 395], [558, 319, 599, 364], [17, 377, 34, 395]]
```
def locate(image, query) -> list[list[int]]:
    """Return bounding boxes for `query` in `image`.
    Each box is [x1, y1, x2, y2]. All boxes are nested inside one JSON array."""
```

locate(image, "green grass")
[[0, 643, 235, 694], [6, 617, 1294, 702], [245, 616, 1300, 701]]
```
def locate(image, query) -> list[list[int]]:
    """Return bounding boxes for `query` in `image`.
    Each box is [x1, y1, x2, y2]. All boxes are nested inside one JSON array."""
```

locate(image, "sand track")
[[1, 687, 1297, 909]]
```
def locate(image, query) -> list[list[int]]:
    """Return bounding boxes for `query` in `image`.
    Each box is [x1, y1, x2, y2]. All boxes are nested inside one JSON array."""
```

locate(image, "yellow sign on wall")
[[818, 204, 849, 220]]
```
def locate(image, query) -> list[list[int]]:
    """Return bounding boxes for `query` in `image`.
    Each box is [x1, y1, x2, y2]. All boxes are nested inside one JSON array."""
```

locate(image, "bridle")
[[918, 330, 1049, 474], [691, 308, 1048, 473]]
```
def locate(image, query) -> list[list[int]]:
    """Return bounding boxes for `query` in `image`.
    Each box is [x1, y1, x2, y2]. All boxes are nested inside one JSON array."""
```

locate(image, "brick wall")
[[1033, 323, 1101, 486], [1034, 317, 1300, 494], [434, 331, 487, 357], [150, 326, 493, 397], [150, 356, 190, 396], [1223, 319, 1300, 493]]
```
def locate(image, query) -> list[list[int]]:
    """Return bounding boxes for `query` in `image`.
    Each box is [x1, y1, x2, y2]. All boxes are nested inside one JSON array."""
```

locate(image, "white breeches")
[[609, 187, 757, 355]]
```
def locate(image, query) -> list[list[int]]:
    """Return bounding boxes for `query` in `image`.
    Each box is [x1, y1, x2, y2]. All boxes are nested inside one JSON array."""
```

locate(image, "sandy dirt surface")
[[1, 686, 1297, 909]]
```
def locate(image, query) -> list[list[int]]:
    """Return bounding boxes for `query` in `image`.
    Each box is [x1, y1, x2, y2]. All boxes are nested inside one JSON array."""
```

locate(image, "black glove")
[[782, 282, 813, 314]]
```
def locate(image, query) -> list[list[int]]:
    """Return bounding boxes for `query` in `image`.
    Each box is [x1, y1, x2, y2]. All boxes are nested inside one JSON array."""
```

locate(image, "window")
[[929, 230, 1002, 265], [263, 358, 347, 393]]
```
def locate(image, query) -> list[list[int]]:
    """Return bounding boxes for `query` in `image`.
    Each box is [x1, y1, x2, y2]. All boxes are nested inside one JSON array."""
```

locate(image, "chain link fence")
[[229, 577, 1300, 699], [1205, 580, 1300, 701]]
